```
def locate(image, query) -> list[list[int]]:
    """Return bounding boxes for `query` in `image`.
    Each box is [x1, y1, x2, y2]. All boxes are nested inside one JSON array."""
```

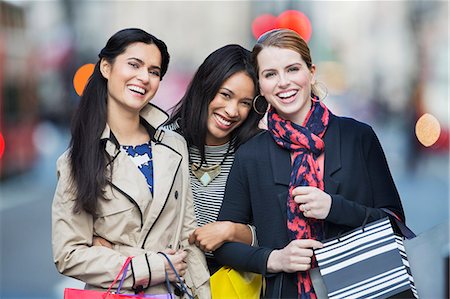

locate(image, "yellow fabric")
[[210, 266, 262, 299]]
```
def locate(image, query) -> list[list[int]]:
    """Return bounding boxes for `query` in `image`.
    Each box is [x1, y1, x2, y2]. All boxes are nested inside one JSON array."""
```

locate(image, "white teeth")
[[215, 114, 231, 126], [128, 85, 146, 95], [278, 90, 297, 98]]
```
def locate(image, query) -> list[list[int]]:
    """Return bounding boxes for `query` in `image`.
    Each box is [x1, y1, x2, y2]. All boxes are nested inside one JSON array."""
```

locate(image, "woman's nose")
[[224, 101, 239, 118], [137, 68, 150, 84], [278, 73, 290, 88]]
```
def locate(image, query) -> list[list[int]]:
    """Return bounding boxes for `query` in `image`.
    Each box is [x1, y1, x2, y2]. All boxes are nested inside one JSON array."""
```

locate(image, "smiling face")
[[205, 71, 255, 145], [257, 46, 315, 125], [101, 42, 162, 116]]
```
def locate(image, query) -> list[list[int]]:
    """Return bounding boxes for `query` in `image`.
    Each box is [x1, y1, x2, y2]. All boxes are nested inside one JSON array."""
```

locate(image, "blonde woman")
[[215, 29, 405, 298]]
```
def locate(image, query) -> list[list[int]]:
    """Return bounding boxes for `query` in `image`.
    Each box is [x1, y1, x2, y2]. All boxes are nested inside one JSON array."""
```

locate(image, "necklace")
[[191, 142, 232, 187]]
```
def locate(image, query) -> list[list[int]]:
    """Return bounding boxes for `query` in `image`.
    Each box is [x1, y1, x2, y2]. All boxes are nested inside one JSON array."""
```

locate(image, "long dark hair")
[[166, 44, 265, 164], [69, 28, 170, 215]]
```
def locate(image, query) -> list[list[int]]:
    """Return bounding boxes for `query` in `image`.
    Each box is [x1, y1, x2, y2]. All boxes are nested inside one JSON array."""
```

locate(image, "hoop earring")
[[311, 81, 328, 101], [252, 94, 268, 115]]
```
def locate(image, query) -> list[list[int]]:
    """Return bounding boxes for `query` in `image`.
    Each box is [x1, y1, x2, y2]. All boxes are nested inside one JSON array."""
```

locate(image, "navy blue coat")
[[215, 113, 405, 298]]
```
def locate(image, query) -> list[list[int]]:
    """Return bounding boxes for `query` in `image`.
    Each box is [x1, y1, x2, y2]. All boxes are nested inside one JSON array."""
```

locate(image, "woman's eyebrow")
[[128, 57, 161, 70]]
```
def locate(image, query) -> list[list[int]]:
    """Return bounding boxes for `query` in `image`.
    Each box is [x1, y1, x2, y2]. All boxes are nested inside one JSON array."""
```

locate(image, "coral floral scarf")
[[268, 98, 330, 299]]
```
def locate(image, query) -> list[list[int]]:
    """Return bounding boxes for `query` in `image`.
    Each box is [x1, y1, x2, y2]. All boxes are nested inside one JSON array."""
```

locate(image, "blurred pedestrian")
[[215, 29, 405, 298], [52, 28, 210, 298]]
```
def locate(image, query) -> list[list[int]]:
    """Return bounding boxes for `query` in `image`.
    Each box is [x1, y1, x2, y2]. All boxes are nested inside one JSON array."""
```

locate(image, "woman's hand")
[[266, 239, 323, 273], [93, 236, 113, 249], [162, 249, 188, 282], [292, 186, 332, 219], [93, 237, 187, 282], [188, 221, 239, 252]]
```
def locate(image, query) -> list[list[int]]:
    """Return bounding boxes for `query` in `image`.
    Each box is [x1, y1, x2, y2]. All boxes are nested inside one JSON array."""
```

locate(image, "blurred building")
[[24, 1, 258, 112], [16, 1, 450, 128]]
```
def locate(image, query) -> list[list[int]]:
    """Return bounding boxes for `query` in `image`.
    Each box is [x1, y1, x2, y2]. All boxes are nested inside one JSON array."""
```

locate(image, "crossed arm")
[[187, 221, 254, 252]]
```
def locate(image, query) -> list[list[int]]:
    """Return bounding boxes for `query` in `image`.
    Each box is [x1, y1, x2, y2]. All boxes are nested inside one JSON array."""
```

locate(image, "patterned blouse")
[[121, 142, 154, 195]]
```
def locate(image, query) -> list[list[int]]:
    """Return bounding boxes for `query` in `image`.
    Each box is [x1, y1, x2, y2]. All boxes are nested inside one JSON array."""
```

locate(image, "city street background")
[[0, 1, 448, 298]]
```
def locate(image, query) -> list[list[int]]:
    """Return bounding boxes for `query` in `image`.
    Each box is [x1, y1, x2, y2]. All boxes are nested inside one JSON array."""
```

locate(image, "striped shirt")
[[188, 143, 234, 227]]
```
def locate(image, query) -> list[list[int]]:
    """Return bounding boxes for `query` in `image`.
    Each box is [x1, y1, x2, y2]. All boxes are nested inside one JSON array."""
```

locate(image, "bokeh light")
[[73, 63, 95, 96], [277, 10, 312, 42], [0, 131, 5, 160], [251, 10, 312, 42], [415, 113, 441, 147], [251, 14, 278, 40]]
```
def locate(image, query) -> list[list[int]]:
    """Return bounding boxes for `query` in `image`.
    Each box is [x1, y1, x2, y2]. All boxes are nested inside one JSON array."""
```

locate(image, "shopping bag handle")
[[361, 208, 371, 230], [381, 208, 416, 239], [103, 256, 134, 298], [158, 252, 194, 299], [337, 209, 370, 241]]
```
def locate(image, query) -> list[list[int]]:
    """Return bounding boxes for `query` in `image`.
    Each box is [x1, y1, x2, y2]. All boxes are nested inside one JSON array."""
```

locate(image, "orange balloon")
[[73, 63, 95, 96], [277, 10, 312, 42]]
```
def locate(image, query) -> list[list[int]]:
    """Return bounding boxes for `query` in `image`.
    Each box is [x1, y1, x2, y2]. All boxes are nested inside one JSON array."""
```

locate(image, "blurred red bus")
[[0, 1, 38, 179]]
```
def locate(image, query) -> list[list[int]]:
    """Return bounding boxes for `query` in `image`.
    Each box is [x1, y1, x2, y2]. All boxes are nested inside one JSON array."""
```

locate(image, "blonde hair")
[[252, 29, 327, 99]]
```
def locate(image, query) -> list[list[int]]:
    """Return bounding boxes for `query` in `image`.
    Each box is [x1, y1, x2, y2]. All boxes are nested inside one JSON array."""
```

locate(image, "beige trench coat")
[[52, 104, 210, 298]]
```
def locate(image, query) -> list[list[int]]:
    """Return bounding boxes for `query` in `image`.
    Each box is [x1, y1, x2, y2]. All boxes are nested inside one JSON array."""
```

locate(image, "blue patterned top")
[[121, 142, 153, 196]]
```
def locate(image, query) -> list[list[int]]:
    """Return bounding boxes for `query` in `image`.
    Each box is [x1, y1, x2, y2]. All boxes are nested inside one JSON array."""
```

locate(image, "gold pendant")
[[191, 162, 221, 186]]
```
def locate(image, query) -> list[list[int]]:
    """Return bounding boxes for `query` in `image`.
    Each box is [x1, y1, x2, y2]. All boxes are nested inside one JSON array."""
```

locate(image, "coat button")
[[174, 191, 179, 199]]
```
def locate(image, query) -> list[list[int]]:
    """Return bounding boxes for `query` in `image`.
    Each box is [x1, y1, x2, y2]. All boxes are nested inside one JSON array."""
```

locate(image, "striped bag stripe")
[[395, 236, 419, 298], [314, 218, 418, 299]]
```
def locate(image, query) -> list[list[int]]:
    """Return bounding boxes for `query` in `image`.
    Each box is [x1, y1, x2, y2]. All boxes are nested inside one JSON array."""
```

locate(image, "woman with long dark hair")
[[52, 28, 210, 297], [165, 44, 266, 273]]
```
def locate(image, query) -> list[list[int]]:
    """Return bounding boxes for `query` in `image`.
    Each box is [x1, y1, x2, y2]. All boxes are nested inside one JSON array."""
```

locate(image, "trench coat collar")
[[100, 103, 169, 157]]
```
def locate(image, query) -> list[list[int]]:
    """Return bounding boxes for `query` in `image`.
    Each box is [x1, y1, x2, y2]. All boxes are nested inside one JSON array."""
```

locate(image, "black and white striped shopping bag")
[[314, 217, 418, 299]]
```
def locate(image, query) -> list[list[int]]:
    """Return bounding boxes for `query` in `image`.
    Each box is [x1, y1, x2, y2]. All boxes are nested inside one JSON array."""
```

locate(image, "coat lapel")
[[269, 137, 291, 186], [101, 103, 175, 237], [139, 141, 182, 242], [268, 137, 291, 224], [106, 147, 153, 213], [323, 114, 341, 195]]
